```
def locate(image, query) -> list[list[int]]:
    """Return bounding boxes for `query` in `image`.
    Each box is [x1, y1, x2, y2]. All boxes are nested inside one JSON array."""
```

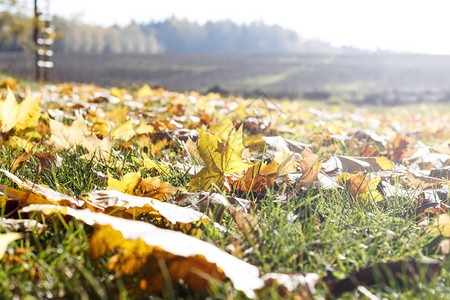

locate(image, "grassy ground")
[[1, 150, 448, 299], [0, 74, 449, 299]]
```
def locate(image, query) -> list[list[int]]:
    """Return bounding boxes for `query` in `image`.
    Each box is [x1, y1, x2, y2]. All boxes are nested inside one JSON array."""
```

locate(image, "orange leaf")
[[234, 160, 277, 192]]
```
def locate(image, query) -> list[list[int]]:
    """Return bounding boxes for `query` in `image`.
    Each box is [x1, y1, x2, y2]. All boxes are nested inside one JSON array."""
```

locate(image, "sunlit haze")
[[23, 0, 450, 55]]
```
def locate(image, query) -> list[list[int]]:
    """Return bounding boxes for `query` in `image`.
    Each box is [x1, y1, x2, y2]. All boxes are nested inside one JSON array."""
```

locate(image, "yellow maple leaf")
[[108, 171, 178, 201], [0, 89, 41, 133], [134, 152, 169, 174], [135, 122, 154, 135], [274, 149, 296, 174], [188, 125, 249, 190], [7, 136, 34, 152], [111, 120, 136, 141]]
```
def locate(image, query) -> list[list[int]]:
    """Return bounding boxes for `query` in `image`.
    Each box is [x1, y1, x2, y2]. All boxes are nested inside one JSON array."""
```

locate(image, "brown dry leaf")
[[10, 152, 61, 173], [326, 261, 441, 297], [293, 147, 320, 190], [429, 167, 450, 180], [358, 144, 380, 157], [107, 171, 178, 201], [389, 135, 418, 161], [415, 192, 448, 217], [10, 152, 33, 172], [233, 160, 277, 192], [230, 209, 262, 245], [152, 138, 170, 156], [337, 172, 384, 202], [21, 205, 264, 298], [184, 137, 200, 160], [34, 152, 60, 172], [403, 172, 446, 190]]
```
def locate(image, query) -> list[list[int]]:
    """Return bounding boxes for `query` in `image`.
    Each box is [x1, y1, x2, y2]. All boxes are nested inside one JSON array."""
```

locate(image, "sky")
[[28, 0, 450, 55]]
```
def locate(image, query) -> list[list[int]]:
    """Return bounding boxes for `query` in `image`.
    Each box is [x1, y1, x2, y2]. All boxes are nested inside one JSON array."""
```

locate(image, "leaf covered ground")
[[0, 75, 449, 299]]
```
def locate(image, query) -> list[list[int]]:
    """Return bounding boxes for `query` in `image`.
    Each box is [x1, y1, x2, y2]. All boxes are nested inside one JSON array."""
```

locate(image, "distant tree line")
[[50, 17, 338, 54], [1, 14, 365, 54]]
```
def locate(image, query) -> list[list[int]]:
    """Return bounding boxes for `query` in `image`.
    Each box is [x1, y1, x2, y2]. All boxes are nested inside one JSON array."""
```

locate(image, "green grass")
[[0, 145, 448, 299], [0, 75, 449, 299]]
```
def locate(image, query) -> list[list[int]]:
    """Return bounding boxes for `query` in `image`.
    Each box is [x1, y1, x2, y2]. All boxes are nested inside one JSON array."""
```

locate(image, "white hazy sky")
[[30, 0, 450, 54]]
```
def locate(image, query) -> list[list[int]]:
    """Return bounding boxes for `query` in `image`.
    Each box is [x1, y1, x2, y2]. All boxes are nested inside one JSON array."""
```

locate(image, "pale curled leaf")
[[21, 205, 264, 298], [174, 191, 253, 221], [87, 189, 207, 225], [322, 155, 395, 173], [261, 272, 320, 293], [0, 169, 82, 207], [48, 115, 113, 160], [0, 218, 46, 232], [0, 232, 22, 260]]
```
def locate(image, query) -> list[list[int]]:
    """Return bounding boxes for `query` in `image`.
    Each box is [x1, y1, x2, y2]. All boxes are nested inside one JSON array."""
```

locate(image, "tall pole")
[[33, 0, 40, 82]]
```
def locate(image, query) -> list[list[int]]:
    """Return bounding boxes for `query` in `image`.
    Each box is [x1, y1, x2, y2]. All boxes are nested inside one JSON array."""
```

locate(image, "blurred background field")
[[3, 52, 450, 105]]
